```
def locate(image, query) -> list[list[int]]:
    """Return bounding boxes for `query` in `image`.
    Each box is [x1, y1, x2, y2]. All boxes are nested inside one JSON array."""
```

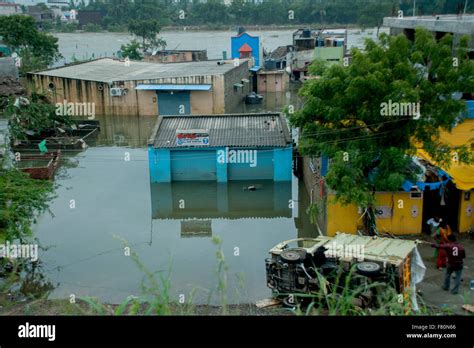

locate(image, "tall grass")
[[277, 264, 429, 316], [78, 236, 235, 315]]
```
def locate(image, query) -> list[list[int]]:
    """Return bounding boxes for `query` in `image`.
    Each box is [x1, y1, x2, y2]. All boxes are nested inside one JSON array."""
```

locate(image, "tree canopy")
[[290, 29, 474, 212], [0, 15, 61, 75], [82, 0, 473, 28]]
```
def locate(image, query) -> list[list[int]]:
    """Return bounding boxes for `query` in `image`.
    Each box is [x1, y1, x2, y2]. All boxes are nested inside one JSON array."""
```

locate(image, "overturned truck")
[[265, 233, 426, 308]]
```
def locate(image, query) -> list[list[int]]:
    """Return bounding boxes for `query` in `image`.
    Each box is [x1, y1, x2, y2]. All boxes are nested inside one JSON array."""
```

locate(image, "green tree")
[[128, 19, 166, 51], [120, 40, 142, 60], [0, 15, 61, 75], [291, 29, 474, 234]]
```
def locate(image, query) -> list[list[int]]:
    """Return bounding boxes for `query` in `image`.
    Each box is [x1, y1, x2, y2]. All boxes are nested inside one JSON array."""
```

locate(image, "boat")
[[11, 127, 98, 151], [17, 151, 61, 180], [245, 92, 264, 104]]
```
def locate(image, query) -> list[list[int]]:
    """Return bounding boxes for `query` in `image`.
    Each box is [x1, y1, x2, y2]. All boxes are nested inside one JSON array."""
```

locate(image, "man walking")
[[432, 235, 466, 294]]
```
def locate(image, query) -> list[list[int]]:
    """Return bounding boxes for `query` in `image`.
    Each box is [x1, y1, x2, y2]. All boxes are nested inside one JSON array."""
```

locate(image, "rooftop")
[[383, 14, 474, 35], [149, 113, 292, 149], [32, 58, 244, 83]]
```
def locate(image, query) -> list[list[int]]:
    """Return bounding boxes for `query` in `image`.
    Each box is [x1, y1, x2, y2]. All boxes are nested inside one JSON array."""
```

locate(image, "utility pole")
[[413, 0, 416, 17]]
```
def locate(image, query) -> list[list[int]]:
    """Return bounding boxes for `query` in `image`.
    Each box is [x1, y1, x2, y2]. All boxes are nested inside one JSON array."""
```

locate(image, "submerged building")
[[27, 58, 251, 116], [148, 113, 293, 183]]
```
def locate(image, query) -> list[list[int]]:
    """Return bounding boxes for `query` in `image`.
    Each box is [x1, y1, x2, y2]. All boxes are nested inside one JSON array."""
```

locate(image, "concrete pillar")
[[273, 147, 293, 181], [217, 183, 228, 214], [216, 148, 228, 183], [148, 147, 171, 183]]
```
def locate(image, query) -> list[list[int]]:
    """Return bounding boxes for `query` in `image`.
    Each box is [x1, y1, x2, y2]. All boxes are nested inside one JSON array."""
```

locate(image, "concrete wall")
[[257, 71, 289, 93], [384, 16, 474, 52], [326, 192, 424, 237], [223, 60, 250, 113], [459, 190, 474, 233], [302, 156, 424, 236], [231, 33, 261, 66], [0, 5, 21, 15], [149, 146, 292, 183], [190, 90, 214, 114], [0, 58, 18, 78], [28, 73, 224, 116], [144, 51, 207, 64]]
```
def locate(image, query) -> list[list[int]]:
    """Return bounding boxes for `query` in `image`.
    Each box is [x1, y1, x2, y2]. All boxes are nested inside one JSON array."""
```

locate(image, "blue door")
[[171, 150, 216, 181], [157, 91, 191, 115]]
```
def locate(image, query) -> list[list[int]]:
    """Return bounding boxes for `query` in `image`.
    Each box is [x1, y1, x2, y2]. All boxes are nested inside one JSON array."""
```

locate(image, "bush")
[[59, 22, 79, 33], [107, 24, 128, 33], [83, 23, 102, 32]]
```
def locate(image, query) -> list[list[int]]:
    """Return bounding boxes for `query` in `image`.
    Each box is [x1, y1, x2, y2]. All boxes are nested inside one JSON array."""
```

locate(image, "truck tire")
[[280, 248, 307, 264], [355, 262, 381, 277]]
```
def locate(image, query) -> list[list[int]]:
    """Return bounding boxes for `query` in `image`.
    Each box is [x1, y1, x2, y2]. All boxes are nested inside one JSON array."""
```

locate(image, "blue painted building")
[[231, 32, 261, 68], [148, 113, 293, 183]]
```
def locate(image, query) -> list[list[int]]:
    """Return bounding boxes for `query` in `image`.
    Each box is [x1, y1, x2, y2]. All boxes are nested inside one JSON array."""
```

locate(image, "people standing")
[[426, 216, 442, 236], [436, 221, 452, 270], [431, 235, 466, 294]]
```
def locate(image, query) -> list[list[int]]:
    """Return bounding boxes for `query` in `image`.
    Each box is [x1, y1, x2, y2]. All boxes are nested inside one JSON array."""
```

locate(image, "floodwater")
[[30, 115, 316, 304], [53, 28, 387, 64], [10, 28, 384, 305]]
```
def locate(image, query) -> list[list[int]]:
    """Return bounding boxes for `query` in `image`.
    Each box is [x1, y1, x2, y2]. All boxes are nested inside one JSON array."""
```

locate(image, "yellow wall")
[[326, 192, 423, 236], [459, 190, 474, 233], [326, 197, 359, 236]]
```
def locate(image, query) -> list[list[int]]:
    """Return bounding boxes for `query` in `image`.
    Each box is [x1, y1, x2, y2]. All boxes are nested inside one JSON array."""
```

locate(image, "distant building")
[[46, 0, 69, 7], [289, 28, 347, 81], [144, 50, 208, 64], [256, 70, 289, 93], [0, 2, 21, 16], [231, 30, 262, 67], [27, 5, 54, 24], [0, 57, 18, 78], [78, 10, 104, 28], [148, 113, 293, 183], [28, 57, 252, 116], [383, 14, 474, 59]]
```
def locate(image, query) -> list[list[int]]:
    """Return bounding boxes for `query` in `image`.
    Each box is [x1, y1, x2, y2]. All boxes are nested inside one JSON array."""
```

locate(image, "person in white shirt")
[[426, 216, 442, 236]]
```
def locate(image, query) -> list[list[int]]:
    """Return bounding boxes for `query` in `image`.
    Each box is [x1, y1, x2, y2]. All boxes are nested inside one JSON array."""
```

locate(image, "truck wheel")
[[281, 248, 306, 264], [355, 262, 381, 276]]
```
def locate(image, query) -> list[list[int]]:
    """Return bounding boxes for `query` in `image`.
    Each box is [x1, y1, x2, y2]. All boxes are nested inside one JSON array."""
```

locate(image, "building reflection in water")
[[151, 180, 293, 238], [150, 179, 318, 239]]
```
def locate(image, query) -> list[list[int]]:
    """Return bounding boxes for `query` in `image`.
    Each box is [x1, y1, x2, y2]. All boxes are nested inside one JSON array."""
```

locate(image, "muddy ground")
[[416, 234, 473, 315]]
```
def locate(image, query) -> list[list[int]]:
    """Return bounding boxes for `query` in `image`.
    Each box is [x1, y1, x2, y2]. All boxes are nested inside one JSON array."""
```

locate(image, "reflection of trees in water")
[[54, 154, 80, 181], [0, 256, 55, 305]]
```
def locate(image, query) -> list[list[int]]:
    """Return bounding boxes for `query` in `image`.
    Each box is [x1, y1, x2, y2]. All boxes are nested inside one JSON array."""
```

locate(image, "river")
[[53, 28, 387, 64]]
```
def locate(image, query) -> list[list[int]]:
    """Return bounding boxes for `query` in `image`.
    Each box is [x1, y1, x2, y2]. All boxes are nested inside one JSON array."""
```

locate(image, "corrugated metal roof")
[[136, 84, 212, 91], [31, 58, 243, 83], [325, 233, 417, 266], [150, 113, 292, 149]]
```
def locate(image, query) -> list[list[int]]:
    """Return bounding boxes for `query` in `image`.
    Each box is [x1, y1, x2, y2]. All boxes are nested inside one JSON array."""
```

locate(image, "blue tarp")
[[466, 100, 474, 119], [135, 84, 212, 91], [402, 169, 451, 192]]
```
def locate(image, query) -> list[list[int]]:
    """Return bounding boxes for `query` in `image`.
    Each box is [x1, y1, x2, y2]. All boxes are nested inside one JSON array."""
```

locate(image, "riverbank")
[[50, 23, 374, 35], [0, 299, 289, 316], [2, 233, 472, 316]]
